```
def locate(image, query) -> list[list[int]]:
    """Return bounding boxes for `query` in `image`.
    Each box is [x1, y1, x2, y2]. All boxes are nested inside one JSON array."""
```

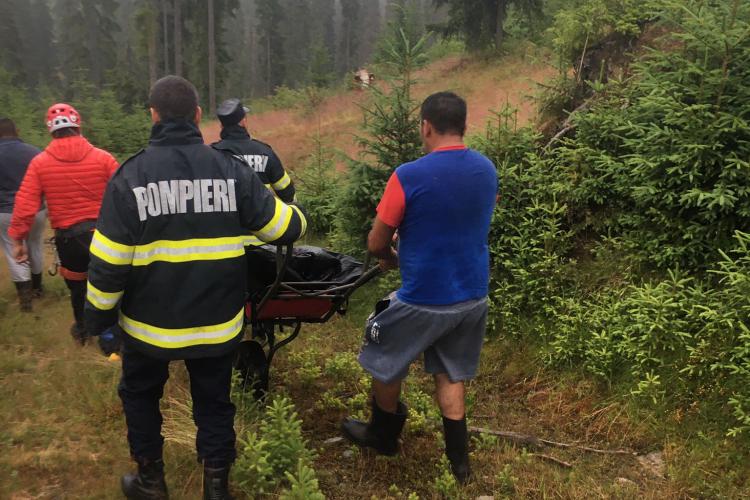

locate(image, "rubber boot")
[[31, 273, 43, 299], [443, 415, 470, 484], [341, 399, 407, 456], [66, 279, 87, 326], [14, 281, 33, 312], [203, 464, 234, 500], [70, 322, 87, 346], [121, 458, 169, 499]]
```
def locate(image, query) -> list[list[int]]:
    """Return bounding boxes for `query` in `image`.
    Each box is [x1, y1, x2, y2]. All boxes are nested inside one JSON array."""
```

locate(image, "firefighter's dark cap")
[[216, 98, 249, 126]]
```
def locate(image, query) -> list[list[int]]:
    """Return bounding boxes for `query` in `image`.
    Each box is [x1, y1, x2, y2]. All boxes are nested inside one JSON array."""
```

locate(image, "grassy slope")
[[1, 53, 748, 498], [200, 53, 555, 168]]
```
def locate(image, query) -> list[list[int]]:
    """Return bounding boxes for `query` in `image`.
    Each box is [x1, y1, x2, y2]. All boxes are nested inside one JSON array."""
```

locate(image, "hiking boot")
[[341, 400, 407, 456], [70, 322, 88, 346], [31, 273, 43, 299], [443, 415, 470, 484], [121, 458, 168, 499], [14, 281, 33, 312], [203, 464, 233, 500]]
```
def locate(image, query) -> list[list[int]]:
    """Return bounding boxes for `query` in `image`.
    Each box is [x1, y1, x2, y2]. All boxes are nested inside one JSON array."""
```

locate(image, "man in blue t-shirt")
[[342, 92, 497, 483]]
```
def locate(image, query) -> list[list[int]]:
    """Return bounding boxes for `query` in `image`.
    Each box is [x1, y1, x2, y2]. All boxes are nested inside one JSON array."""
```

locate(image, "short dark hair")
[[420, 92, 467, 136], [0, 117, 18, 138], [52, 128, 80, 139], [149, 75, 199, 122]]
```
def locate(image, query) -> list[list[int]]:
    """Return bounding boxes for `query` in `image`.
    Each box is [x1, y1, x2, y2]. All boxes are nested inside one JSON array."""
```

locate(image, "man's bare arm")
[[368, 216, 398, 270]]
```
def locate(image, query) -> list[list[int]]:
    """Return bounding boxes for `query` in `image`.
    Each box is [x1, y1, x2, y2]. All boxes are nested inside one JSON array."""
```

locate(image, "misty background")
[[0, 0, 448, 112]]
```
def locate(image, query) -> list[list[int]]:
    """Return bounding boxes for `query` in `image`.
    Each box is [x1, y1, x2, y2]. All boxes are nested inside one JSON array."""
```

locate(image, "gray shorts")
[[358, 293, 488, 384]]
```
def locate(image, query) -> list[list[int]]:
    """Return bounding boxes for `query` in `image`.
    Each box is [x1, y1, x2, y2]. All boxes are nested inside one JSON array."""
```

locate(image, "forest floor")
[[1, 262, 745, 499], [1, 52, 748, 499]]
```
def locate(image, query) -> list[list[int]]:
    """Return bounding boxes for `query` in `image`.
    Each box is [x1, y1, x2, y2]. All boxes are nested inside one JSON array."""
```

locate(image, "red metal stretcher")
[[235, 244, 380, 398]]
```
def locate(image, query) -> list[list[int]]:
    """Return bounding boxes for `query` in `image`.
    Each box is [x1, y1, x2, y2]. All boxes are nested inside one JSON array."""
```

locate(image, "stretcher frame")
[[237, 244, 380, 398]]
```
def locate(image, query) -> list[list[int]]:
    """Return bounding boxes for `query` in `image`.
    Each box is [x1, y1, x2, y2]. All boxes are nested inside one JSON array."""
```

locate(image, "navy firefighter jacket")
[[212, 124, 295, 203], [84, 120, 307, 360]]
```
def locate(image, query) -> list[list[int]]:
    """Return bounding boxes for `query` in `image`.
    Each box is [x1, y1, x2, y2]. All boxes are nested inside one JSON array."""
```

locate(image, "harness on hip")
[[52, 220, 96, 281]]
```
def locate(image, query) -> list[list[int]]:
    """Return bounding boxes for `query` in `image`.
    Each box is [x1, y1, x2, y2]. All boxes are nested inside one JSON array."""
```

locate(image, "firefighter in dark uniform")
[[212, 98, 295, 203], [84, 76, 307, 500], [212, 98, 298, 292]]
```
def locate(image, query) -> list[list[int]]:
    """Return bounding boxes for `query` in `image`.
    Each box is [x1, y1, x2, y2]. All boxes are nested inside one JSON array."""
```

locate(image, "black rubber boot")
[[203, 464, 234, 500], [341, 399, 408, 456], [65, 279, 87, 326], [14, 281, 33, 312], [121, 458, 169, 499], [69, 322, 88, 346], [31, 273, 43, 298], [443, 415, 470, 484]]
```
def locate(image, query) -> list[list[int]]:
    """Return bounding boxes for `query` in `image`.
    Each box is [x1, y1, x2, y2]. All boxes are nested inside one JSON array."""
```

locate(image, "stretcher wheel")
[[234, 340, 269, 400]]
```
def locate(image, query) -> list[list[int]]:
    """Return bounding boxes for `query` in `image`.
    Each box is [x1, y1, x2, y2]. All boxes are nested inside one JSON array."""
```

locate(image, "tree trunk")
[[148, 12, 157, 87], [208, 0, 216, 112], [174, 0, 182, 76], [162, 0, 169, 74], [266, 35, 271, 96], [495, 0, 508, 50]]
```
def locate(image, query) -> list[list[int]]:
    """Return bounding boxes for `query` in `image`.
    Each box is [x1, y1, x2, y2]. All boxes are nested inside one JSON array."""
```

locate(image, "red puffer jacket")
[[8, 135, 118, 240]]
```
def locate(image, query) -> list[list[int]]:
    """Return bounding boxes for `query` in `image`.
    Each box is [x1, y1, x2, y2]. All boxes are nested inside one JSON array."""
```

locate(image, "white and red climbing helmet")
[[46, 103, 81, 133]]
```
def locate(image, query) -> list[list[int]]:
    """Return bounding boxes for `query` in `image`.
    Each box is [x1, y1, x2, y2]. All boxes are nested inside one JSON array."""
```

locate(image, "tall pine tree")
[[256, 0, 285, 94], [338, 0, 362, 73], [56, 0, 120, 87], [282, 0, 312, 87], [0, 0, 27, 82], [433, 0, 542, 52]]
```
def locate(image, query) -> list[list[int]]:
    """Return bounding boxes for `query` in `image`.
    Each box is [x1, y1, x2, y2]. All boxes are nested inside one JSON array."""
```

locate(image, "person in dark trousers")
[[341, 92, 497, 484], [9, 104, 118, 346], [0, 117, 45, 312], [84, 76, 307, 500]]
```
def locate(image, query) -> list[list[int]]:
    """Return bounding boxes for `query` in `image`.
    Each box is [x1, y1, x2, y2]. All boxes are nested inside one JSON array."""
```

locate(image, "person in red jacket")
[[9, 103, 118, 346]]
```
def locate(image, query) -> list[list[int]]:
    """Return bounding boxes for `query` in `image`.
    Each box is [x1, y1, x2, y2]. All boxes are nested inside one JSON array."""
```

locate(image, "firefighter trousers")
[[118, 342, 237, 465]]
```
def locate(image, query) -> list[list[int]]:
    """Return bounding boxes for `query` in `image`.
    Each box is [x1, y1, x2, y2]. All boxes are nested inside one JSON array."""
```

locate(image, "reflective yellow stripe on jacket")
[[242, 235, 265, 247], [132, 236, 245, 265], [87, 282, 124, 311], [253, 198, 293, 242], [91, 230, 134, 266], [272, 172, 292, 191], [291, 205, 307, 236], [119, 309, 245, 348], [91, 230, 246, 266]]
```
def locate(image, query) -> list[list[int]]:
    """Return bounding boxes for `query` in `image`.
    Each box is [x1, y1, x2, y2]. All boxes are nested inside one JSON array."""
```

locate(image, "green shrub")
[[233, 432, 275, 496], [0, 68, 48, 148], [548, 0, 661, 68], [432, 455, 461, 499], [472, 1, 750, 438], [233, 396, 319, 495], [323, 351, 364, 382], [260, 397, 316, 477], [471, 105, 574, 334], [294, 131, 341, 236], [279, 461, 326, 500], [545, 232, 750, 435], [554, 0, 750, 270], [286, 348, 323, 388]]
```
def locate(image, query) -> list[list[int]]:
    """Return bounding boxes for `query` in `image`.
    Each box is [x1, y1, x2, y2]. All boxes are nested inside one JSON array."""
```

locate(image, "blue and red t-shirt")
[[377, 145, 497, 305]]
